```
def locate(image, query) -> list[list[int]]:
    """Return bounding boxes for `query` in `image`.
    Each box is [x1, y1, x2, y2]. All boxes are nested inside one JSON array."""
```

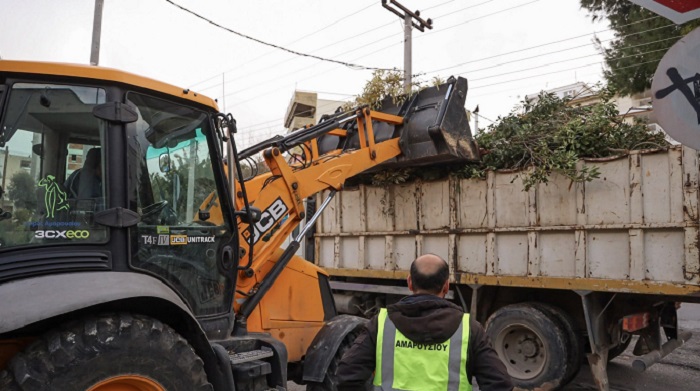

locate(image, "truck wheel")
[[528, 303, 583, 384], [3, 313, 212, 391], [485, 303, 571, 391], [307, 330, 371, 391]]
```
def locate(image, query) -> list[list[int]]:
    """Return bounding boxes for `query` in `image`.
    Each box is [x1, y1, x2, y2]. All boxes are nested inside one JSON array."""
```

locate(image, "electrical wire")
[[422, 20, 674, 76], [464, 45, 674, 83], [165, 0, 393, 72], [470, 56, 664, 91], [187, 0, 378, 89], [227, 24, 668, 115], [432, 0, 497, 19], [422, 0, 542, 37], [202, 6, 661, 101], [424, 0, 458, 12], [218, 8, 669, 128], [207, 35, 401, 98], [228, 25, 674, 122], [187, 0, 508, 92], [239, 107, 317, 133]]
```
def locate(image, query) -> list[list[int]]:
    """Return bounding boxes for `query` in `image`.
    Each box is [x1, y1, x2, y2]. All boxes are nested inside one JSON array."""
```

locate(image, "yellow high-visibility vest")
[[373, 308, 471, 391]]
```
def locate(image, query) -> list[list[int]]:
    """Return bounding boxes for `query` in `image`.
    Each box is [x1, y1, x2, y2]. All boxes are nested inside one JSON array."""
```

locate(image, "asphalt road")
[[287, 315, 700, 391], [563, 319, 700, 391]]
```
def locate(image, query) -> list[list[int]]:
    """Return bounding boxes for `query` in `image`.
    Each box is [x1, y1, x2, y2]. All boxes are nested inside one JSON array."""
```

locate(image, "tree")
[[7, 171, 37, 210], [580, 0, 700, 95]]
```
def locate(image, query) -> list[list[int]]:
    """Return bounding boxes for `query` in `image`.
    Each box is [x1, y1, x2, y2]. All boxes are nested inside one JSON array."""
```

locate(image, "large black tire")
[[0, 313, 212, 391], [528, 303, 583, 384], [485, 303, 572, 391], [307, 329, 371, 391]]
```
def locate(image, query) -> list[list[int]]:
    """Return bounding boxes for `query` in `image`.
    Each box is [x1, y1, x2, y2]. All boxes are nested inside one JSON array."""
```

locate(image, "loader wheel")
[[486, 303, 571, 391], [307, 329, 371, 391], [3, 313, 212, 391]]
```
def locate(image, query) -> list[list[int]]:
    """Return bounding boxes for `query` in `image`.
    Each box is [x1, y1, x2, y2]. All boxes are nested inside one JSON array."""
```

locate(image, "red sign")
[[630, 0, 700, 24]]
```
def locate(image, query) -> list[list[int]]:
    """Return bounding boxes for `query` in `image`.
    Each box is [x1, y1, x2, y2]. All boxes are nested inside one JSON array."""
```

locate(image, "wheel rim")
[[87, 375, 165, 391], [494, 324, 548, 380]]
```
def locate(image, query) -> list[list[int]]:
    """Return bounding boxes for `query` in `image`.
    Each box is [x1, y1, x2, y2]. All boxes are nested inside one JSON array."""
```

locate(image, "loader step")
[[229, 347, 274, 364]]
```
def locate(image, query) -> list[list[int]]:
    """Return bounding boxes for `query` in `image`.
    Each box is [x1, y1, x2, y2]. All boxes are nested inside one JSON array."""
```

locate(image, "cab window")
[[0, 83, 107, 249], [126, 92, 233, 316]]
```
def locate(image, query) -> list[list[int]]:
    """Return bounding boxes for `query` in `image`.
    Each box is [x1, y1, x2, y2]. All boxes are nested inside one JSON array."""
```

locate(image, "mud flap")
[[302, 315, 368, 383]]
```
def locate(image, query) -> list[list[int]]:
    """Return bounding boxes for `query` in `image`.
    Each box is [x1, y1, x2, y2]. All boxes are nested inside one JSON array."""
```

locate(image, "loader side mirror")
[[159, 153, 170, 173]]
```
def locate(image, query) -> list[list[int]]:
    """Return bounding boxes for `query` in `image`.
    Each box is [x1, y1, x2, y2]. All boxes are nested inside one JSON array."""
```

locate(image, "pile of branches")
[[356, 70, 667, 189], [466, 88, 668, 190]]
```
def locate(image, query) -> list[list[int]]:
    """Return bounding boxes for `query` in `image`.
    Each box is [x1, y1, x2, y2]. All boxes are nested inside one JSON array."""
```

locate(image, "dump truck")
[[311, 145, 699, 390], [0, 60, 479, 390]]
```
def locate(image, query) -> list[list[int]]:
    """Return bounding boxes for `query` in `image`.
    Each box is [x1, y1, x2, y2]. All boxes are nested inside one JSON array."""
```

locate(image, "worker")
[[65, 147, 102, 199], [336, 254, 514, 391]]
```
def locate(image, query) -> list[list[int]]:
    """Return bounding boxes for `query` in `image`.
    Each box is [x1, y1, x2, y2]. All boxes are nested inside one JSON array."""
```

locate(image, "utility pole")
[[90, 0, 104, 65], [381, 0, 432, 93]]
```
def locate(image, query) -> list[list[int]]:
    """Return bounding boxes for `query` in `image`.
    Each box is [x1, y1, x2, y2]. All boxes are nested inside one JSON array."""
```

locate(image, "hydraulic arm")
[[229, 76, 480, 323]]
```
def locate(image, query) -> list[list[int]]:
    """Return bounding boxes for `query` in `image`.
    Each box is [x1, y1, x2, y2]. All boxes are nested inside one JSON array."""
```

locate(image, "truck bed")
[[315, 146, 700, 297]]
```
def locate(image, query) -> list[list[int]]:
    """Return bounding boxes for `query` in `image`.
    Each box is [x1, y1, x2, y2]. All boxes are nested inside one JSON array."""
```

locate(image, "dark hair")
[[410, 256, 449, 294]]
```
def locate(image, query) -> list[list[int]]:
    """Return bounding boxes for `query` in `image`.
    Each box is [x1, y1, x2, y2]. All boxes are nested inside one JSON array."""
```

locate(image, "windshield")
[[0, 82, 108, 249], [126, 92, 234, 317]]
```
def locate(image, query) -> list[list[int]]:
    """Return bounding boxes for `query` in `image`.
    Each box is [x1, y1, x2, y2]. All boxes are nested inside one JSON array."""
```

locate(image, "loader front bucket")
[[342, 76, 480, 168], [395, 76, 480, 166], [293, 76, 479, 169]]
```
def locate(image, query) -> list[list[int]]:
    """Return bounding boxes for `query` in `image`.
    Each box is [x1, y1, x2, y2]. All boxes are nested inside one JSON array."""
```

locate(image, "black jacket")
[[336, 294, 514, 391]]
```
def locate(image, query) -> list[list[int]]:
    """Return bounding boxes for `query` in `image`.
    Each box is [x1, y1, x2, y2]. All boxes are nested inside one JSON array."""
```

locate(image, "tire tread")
[[3, 313, 212, 391]]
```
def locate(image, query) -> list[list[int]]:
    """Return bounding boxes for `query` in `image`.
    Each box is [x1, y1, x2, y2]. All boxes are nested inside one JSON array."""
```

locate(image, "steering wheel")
[[141, 200, 168, 222]]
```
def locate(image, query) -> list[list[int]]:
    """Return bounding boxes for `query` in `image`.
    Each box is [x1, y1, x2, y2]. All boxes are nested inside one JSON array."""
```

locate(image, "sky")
[[0, 0, 611, 149]]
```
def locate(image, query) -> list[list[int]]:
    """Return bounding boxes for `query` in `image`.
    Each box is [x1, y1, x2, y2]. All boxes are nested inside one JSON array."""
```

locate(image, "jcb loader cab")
[[0, 60, 478, 390]]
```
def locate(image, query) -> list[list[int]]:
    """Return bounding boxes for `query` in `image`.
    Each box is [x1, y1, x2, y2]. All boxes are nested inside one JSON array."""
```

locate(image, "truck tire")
[[307, 330, 371, 391], [485, 303, 572, 391], [2, 313, 212, 391], [528, 303, 582, 384]]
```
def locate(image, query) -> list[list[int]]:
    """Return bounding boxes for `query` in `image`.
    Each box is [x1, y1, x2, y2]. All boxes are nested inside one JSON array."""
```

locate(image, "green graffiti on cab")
[[38, 175, 70, 218]]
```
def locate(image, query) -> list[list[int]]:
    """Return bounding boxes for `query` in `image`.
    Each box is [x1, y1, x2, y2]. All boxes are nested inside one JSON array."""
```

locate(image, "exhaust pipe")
[[632, 330, 692, 372], [334, 293, 362, 315]]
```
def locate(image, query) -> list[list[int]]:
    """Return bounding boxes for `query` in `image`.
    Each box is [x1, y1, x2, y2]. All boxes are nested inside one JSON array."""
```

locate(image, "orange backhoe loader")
[[0, 60, 478, 390]]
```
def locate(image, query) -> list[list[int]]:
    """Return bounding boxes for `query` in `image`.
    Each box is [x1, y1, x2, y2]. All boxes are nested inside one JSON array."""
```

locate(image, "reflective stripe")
[[381, 313, 398, 390], [447, 319, 464, 390], [374, 308, 472, 391], [459, 314, 471, 391]]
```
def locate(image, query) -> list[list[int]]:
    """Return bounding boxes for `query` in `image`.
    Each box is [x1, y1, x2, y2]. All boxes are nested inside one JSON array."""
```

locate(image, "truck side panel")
[[317, 147, 700, 295]]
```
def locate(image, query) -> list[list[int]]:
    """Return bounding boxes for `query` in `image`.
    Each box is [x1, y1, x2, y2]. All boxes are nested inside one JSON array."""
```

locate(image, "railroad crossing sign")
[[629, 0, 700, 24]]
